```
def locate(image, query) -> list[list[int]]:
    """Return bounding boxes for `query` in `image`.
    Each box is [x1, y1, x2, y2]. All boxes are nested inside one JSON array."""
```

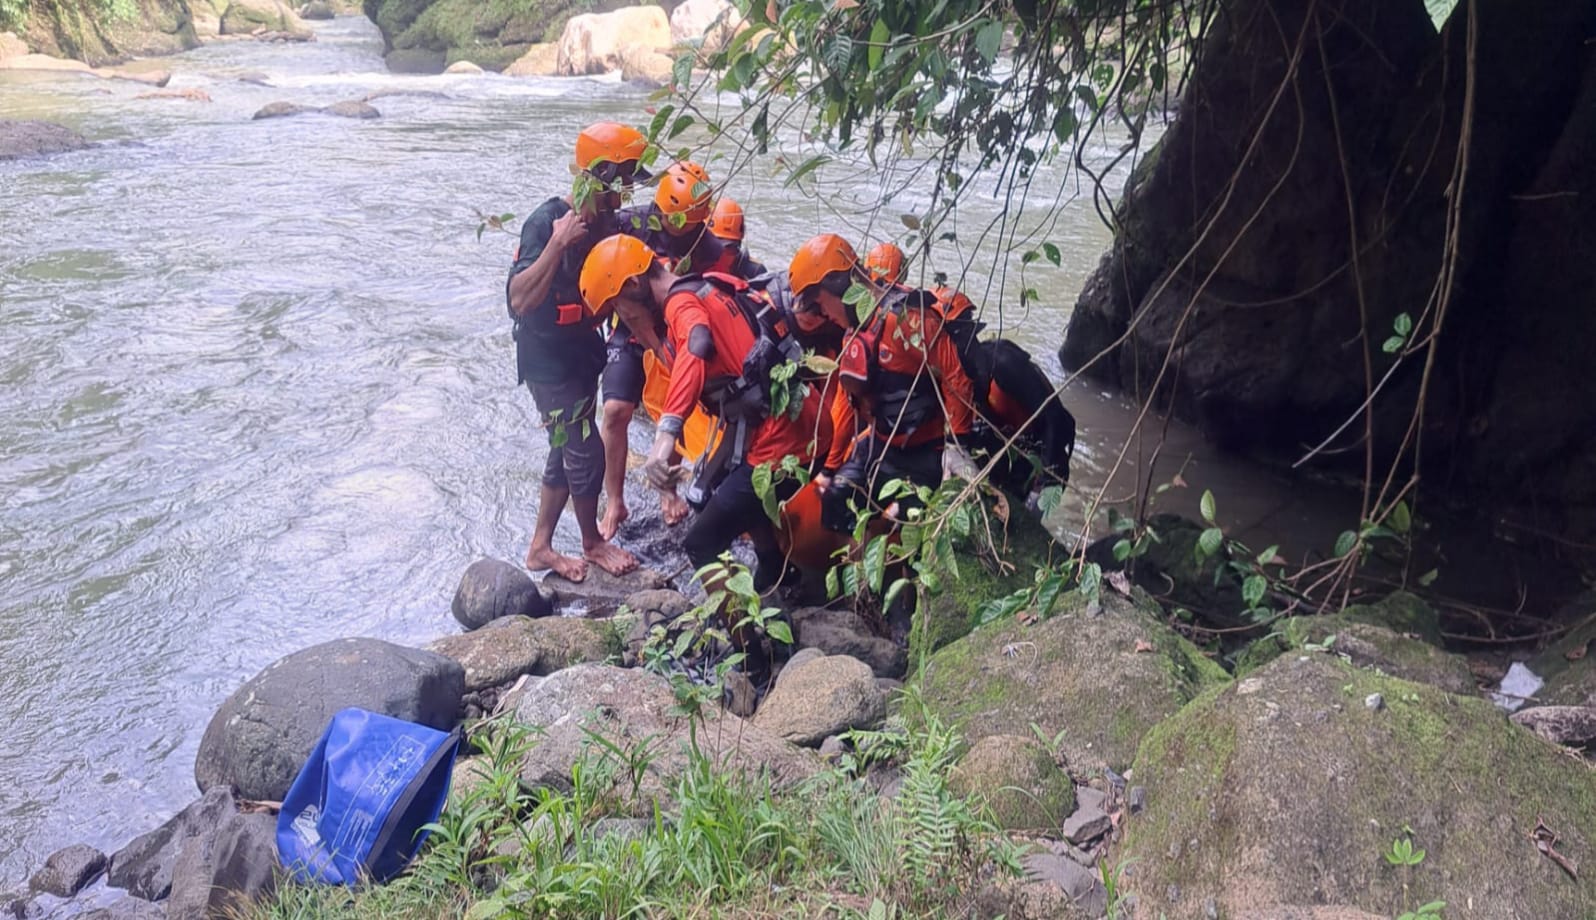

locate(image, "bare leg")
[[599, 399, 634, 539], [574, 492, 638, 576], [525, 484, 587, 581]]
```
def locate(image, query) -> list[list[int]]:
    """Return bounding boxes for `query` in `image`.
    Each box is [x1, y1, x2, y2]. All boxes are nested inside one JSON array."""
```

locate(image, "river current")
[[0, 16, 1364, 881]]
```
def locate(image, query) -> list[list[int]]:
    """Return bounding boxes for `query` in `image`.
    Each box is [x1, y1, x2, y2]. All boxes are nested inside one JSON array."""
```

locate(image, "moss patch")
[[1236, 600, 1473, 694], [949, 734, 1075, 832]]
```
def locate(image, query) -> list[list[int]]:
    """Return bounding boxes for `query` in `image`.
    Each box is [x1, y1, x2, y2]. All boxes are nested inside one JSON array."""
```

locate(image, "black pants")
[[684, 462, 801, 588], [824, 433, 944, 532]]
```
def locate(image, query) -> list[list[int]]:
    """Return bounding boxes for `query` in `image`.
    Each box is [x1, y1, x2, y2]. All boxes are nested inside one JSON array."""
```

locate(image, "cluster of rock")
[[368, 0, 747, 86]]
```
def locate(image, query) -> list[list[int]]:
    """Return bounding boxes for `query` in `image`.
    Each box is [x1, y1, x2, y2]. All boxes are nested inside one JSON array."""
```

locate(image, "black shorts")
[[601, 326, 646, 405], [527, 376, 603, 497]]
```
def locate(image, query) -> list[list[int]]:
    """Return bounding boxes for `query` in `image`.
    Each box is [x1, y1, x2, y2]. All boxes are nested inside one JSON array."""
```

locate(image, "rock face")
[[555, 6, 671, 76], [221, 0, 311, 37], [195, 638, 464, 801], [0, 120, 91, 161], [750, 654, 886, 746], [107, 786, 237, 901], [17, 0, 197, 66], [949, 735, 1074, 832], [668, 0, 742, 55], [619, 42, 672, 87], [916, 588, 1228, 770], [1060, 0, 1596, 554], [453, 557, 551, 629], [504, 41, 558, 76], [166, 810, 278, 920], [29, 843, 106, 898], [363, 0, 644, 73], [508, 664, 819, 811], [1124, 654, 1596, 918], [428, 614, 614, 690], [790, 606, 906, 678]]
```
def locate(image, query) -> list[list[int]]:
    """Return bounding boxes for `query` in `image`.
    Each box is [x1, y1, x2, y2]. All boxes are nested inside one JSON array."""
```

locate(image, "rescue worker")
[[863, 241, 906, 286], [599, 162, 747, 540], [707, 197, 769, 278], [580, 234, 826, 593], [787, 234, 975, 533], [504, 122, 646, 581]]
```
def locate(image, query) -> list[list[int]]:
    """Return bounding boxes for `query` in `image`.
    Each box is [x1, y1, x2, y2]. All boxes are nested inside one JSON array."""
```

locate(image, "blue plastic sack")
[[276, 707, 462, 885]]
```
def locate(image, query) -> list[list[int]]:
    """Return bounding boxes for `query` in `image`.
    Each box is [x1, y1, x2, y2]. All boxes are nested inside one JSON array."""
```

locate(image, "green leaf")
[[783, 154, 831, 188], [1424, 0, 1459, 31], [1038, 485, 1064, 514], [1042, 242, 1061, 266], [1256, 544, 1280, 566], [765, 619, 793, 646], [867, 18, 888, 71], [1196, 527, 1224, 559], [864, 535, 888, 594], [752, 463, 778, 522], [647, 103, 675, 141], [1394, 312, 1413, 336], [1388, 500, 1411, 534], [883, 576, 912, 614], [1418, 568, 1439, 587], [1021, 249, 1039, 265], [1113, 539, 1132, 562], [973, 19, 1003, 64], [1334, 530, 1358, 558], [1242, 574, 1267, 607], [726, 568, 756, 599], [1383, 335, 1406, 354], [671, 51, 693, 89], [1199, 489, 1217, 524], [667, 113, 696, 140], [825, 565, 840, 599]]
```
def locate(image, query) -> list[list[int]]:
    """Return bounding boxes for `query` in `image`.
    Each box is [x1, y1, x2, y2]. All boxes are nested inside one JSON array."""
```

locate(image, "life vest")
[[837, 287, 947, 441]]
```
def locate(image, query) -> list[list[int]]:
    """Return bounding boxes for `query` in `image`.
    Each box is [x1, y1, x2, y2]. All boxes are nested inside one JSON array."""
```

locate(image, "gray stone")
[[1023, 852, 1109, 915], [1062, 802, 1112, 845], [453, 558, 552, 630], [623, 589, 693, 622], [4, 894, 41, 920], [751, 655, 885, 747], [1364, 692, 1385, 711], [108, 786, 236, 901], [543, 566, 667, 617], [1128, 785, 1147, 814], [195, 638, 464, 801], [776, 647, 825, 685], [29, 842, 106, 897], [0, 119, 91, 160], [428, 615, 611, 692], [251, 101, 310, 119], [166, 811, 278, 920], [721, 670, 756, 718], [818, 735, 847, 760], [949, 735, 1075, 832], [299, 1, 335, 19], [321, 100, 379, 119], [790, 607, 907, 678], [588, 817, 653, 844], [1075, 786, 1108, 813], [78, 898, 167, 920], [1511, 705, 1596, 746]]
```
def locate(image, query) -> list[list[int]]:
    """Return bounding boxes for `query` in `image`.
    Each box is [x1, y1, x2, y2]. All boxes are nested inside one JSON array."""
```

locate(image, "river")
[[0, 16, 1369, 883]]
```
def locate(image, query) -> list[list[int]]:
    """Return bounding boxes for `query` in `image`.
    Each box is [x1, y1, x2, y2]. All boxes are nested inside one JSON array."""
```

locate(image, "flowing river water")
[[0, 16, 1371, 882]]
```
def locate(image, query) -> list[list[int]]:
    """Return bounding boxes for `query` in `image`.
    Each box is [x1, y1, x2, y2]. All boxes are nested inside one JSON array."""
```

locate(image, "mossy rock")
[[1235, 594, 1472, 693], [1531, 591, 1596, 706], [914, 503, 1066, 670], [949, 734, 1075, 832], [1124, 654, 1596, 919], [367, 0, 635, 64], [915, 588, 1228, 771]]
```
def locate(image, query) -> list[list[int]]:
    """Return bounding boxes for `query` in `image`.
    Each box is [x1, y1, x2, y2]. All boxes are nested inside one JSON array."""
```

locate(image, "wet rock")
[[948, 735, 1074, 832], [299, 1, 336, 19], [321, 100, 379, 119], [790, 607, 906, 678], [916, 588, 1228, 770], [555, 7, 671, 75], [721, 670, 756, 718], [221, 0, 310, 38], [1061, 801, 1112, 845], [751, 654, 885, 747], [443, 60, 482, 74], [1511, 705, 1596, 746], [108, 786, 236, 900], [1125, 653, 1596, 918], [504, 42, 557, 77], [384, 48, 446, 74], [0, 120, 91, 160], [428, 614, 610, 691], [1023, 852, 1108, 916], [166, 810, 277, 920], [78, 899, 166, 920], [509, 664, 818, 812], [251, 101, 311, 119], [195, 638, 464, 801], [543, 566, 667, 617], [453, 558, 552, 630], [29, 842, 106, 897]]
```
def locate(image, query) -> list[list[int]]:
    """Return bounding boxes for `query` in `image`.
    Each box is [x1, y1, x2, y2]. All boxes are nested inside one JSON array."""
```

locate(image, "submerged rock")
[[452, 557, 551, 629], [251, 101, 311, 119], [948, 734, 1074, 832], [916, 588, 1228, 770], [508, 664, 818, 812], [29, 843, 106, 897], [320, 100, 379, 119], [195, 638, 464, 801], [750, 654, 885, 746], [1124, 654, 1596, 918], [0, 120, 91, 160]]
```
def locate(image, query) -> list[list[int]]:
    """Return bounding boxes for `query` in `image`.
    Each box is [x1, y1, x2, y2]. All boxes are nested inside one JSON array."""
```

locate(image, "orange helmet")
[[864, 242, 905, 285], [707, 197, 745, 242], [579, 234, 657, 315], [789, 233, 858, 295], [574, 122, 648, 172], [654, 161, 714, 227], [934, 286, 975, 321]]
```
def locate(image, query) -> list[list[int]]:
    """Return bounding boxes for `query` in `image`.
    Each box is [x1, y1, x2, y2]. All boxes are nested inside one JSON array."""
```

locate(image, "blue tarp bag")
[[276, 707, 462, 885]]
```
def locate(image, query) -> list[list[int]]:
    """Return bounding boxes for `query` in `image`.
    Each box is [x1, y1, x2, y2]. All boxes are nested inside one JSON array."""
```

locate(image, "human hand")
[[813, 472, 833, 492], [549, 210, 588, 252], [641, 430, 679, 490]]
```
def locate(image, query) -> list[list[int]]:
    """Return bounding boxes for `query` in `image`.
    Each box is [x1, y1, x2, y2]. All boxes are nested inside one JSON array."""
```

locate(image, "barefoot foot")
[[527, 544, 588, 581], [583, 540, 639, 576], [660, 490, 689, 526], [599, 500, 630, 541]]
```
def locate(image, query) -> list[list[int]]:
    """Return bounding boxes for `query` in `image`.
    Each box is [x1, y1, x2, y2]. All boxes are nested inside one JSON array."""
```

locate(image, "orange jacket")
[[835, 287, 974, 453]]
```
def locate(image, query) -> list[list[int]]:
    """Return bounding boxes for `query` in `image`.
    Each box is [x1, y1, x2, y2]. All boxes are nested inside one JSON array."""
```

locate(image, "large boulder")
[[504, 41, 558, 76], [750, 654, 886, 746], [0, 31, 27, 62], [507, 664, 819, 812], [363, 0, 645, 73], [220, 0, 311, 37], [915, 588, 1228, 771], [555, 6, 671, 76], [195, 638, 464, 801], [17, 0, 197, 65], [107, 786, 237, 901], [427, 614, 614, 691], [949, 735, 1075, 832], [0, 120, 91, 161], [452, 558, 551, 629], [542, 565, 667, 616], [619, 42, 672, 88], [790, 606, 906, 678], [668, 0, 743, 55], [166, 810, 278, 920], [1124, 654, 1596, 919], [29, 843, 106, 898], [299, 2, 337, 20]]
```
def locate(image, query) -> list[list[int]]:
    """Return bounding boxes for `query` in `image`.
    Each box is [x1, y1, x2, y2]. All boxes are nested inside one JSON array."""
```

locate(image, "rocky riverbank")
[[8, 500, 1596, 919]]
